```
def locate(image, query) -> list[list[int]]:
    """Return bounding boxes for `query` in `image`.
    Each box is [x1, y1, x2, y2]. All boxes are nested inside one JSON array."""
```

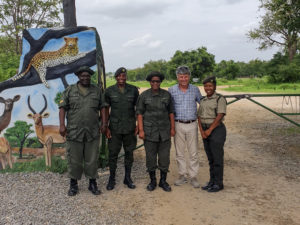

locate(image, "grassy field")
[[106, 77, 300, 94]]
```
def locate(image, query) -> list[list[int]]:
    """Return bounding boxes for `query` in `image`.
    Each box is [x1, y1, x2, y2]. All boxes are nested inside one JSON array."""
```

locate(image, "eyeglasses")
[[150, 80, 161, 83]]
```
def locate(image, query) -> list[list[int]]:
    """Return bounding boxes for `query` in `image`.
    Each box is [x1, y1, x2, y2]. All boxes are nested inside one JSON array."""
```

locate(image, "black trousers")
[[108, 132, 137, 171], [202, 123, 226, 186]]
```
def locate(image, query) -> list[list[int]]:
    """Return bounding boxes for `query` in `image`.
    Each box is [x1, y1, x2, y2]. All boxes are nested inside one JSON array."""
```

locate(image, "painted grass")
[[0, 156, 67, 174]]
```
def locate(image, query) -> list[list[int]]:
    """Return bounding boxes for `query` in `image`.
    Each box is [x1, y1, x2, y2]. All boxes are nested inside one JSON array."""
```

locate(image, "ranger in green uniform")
[[59, 66, 107, 196], [197, 76, 227, 192], [105, 67, 139, 191], [136, 71, 175, 192]]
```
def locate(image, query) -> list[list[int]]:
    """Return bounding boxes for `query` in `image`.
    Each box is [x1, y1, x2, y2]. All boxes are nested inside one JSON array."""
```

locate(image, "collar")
[[203, 92, 218, 100], [114, 83, 129, 94]]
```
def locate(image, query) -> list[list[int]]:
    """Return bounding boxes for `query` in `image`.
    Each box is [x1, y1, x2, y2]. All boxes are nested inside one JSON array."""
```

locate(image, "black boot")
[[146, 171, 157, 191], [159, 171, 171, 192], [123, 166, 136, 189], [106, 170, 116, 191], [88, 179, 101, 195], [68, 178, 78, 196], [201, 181, 214, 190]]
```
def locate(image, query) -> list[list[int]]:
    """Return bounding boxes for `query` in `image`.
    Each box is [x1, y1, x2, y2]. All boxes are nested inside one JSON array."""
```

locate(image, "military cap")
[[176, 66, 190, 75], [74, 66, 95, 76], [146, 71, 165, 82], [115, 67, 127, 77], [202, 76, 216, 85]]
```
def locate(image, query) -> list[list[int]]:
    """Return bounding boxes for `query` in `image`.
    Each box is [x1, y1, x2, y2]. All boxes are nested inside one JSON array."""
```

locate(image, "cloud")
[[122, 34, 152, 47], [228, 21, 258, 36], [122, 34, 163, 49], [76, 0, 176, 20]]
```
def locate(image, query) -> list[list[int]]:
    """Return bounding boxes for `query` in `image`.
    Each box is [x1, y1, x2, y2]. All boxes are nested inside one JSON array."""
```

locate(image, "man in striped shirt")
[[168, 66, 202, 188]]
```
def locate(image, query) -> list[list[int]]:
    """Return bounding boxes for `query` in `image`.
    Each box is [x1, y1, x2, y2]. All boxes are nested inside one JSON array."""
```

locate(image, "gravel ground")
[[0, 150, 147, 225]]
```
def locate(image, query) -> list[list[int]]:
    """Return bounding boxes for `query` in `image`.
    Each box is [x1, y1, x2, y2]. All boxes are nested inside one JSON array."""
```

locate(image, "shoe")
[[174, 175, 187, 186], [123, 166, 136, 189], [190, 177, 200, 188], [147, 171, 157, 191], [88, 179, 101, 195], [159, 171, 171, 192], [201, 181, 214, 190], [68, 179, 78, 196], [106, 170, 116, 191], [207, 184, 224, 192]]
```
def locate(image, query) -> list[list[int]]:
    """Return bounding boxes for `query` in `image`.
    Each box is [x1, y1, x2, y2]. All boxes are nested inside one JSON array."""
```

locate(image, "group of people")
[[58, 65, 227, 196]]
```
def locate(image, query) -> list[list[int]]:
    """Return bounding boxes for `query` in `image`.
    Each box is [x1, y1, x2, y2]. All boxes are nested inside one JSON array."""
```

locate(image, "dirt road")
[[98, 87, 300, 225]]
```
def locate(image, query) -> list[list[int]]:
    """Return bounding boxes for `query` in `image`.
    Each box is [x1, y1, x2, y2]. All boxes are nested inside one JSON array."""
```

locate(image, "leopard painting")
[[12, 37, 86, 88]]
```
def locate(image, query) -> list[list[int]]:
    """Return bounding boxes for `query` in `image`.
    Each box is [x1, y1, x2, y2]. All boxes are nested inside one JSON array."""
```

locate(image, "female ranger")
[[136, 71, 175, 192], [198, 76, 227, 192]]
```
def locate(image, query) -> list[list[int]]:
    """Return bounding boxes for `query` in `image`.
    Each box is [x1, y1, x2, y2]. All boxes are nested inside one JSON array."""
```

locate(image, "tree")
[[4, 120, 34, 158], [168, 47, 215, 80], [0, 0, 62, 54], [214, 60, 240, 80], [248, 0, 300, 61], [0, 52, 20, 82]]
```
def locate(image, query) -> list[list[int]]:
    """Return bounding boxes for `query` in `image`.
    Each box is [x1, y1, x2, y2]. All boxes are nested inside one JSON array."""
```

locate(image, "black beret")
[[75, 66, 94, 76], [146, 71, 165, 82], [202, 76, 216, 85], [115, 67, 127, 77]]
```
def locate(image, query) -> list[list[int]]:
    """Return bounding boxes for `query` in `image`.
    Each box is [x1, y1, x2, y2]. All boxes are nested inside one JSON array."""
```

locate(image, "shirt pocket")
[[69, 93, 80, 108], [143, 121, 152, 137], [89, 95, 100, 109]]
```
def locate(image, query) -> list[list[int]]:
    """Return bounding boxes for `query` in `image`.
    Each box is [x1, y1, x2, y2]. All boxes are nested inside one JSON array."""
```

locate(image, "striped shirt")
[[168, 84, 202, 121]]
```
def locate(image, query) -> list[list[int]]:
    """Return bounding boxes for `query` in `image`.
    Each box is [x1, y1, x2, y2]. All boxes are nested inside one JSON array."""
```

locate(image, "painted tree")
[[4, 120, 34, 158], [248, 0, 300, 61], [0, 0, 62, 54]]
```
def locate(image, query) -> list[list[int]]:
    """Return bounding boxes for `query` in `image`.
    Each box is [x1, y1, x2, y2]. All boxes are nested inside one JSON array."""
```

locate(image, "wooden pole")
[[63, 0, 77, 27]]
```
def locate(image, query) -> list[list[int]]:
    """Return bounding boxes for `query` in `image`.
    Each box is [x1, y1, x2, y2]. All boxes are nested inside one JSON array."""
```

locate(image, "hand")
[[200, 130, 208, 139], [105, 128, 112, 139], [170, 128, 176, 137], [204, 129, 212, 138], [59, 125, 67, 137], [139, 130, 145, 140], [100, 124, 107, 134], [134, 126, 139, 136]]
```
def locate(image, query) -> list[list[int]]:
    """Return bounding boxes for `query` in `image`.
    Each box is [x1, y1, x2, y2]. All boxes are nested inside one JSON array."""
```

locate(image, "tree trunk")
[[63, 0, 77, 28], [19, 145, 23, 159]]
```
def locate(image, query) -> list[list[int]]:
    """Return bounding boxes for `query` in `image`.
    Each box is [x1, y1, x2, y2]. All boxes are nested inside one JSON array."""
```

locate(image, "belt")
[[175, 119, 196, 124]]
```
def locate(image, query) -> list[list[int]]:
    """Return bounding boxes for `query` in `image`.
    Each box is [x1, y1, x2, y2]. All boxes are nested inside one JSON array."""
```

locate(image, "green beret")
[[74, 66, 94, 76], [203, 76, 216, 85], [115, 67, 127, 77], [146, 71, 165, 82]]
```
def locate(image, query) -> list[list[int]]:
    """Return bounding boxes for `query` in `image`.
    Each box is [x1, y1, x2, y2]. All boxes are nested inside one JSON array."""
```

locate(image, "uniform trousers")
[[144, 139, 171, 173], [108, 132, 137, 171], [66, 138, 100, 180], [202, 123, 226, 185], [174, 121, 199, 178]]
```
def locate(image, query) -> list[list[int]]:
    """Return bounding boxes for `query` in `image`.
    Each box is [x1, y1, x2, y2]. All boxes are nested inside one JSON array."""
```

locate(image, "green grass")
[[0, 156, 68, 174], [276, 127, 300, 135], [219, 78, 300, 94], [105, 77, 300, 93]]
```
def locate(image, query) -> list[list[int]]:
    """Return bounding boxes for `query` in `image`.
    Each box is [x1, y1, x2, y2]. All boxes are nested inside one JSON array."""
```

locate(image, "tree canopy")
[[248, 0, 300, 61], [0, 0, 62, 54]]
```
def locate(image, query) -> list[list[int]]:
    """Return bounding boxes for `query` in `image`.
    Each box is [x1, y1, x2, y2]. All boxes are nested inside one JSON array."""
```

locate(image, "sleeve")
[[103, 89, 111, 107], [133, 87, 139, 106], [99, 91, 108, 109], [58, 88, 70, 110], [195, 86, 202, 104], [217, 97, 227, 115], [136, 94, 145, 115], [197, 100, 203, 117], [167, 93, 175, 114]]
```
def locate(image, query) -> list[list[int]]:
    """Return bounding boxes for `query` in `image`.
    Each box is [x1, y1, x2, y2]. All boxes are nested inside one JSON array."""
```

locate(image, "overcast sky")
[[76, 0, 279, 73]]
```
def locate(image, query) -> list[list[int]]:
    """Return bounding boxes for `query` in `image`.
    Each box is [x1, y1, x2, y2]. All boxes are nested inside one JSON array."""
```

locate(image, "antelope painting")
[[27, 94, 65, 167], [0, 137, 13, 169], [0, 95, 21, 133]]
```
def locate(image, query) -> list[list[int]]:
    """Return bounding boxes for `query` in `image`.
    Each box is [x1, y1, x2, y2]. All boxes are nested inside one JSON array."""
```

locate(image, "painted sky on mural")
[[0, 29, 97, 133], [76, 0, 280, 73]]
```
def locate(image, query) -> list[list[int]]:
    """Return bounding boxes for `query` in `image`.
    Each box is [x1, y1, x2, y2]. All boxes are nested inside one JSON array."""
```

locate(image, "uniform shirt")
[[136, 88, 174, 142], [168, 84, 202, 121], [59, 83, 105, 142], [104, 83, 139, 134], [198, 92, 227, 125]]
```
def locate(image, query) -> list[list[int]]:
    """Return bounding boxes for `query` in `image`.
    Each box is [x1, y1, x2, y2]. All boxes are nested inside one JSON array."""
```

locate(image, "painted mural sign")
[[0, 26, 105, 169]]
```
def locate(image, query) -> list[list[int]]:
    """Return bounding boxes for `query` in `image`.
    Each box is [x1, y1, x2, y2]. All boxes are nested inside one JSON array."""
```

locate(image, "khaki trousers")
[[174, 121, 199, 178]]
